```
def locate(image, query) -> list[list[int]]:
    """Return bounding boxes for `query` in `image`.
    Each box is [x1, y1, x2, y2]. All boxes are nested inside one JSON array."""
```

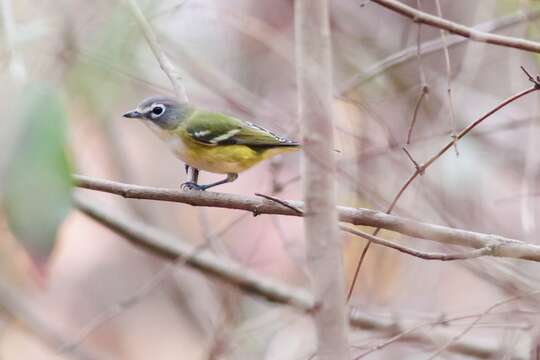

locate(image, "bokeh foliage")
[[3, 86, 72, 263]]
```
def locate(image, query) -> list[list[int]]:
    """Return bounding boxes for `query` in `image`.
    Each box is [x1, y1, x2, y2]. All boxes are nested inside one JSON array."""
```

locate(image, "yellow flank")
[[168, 129, 298, 174]]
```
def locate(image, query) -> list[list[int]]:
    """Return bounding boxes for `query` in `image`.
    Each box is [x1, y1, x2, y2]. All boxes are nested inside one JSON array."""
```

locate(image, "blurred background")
[[1, 0, 540, 358]]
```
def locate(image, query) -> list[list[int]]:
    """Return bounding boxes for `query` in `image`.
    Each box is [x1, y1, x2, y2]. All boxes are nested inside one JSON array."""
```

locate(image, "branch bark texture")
[[295, 1, 350, 359], [73, 175, 540, 263]]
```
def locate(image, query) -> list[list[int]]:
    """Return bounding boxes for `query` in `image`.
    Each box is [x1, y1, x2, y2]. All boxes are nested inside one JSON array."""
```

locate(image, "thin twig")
[[347, 71, 540, 300], [427, 289, 540, 359], [355, 303, 536, 359], [406, 0, 429, 145], [434, 0, 458, 156], [339, 7, 540, 92], [340, 226, 494, 261], [406, 85, 428, 144], [254, 195, 493, 262], [76, 196, 511, 357], [402, 146, 423, 173], [348, 309, 510, 359], [255, 193, 303, 215], [68, 193, 527, 359], [371, 0, 540, 53], [124, 0, 188, 102], [359, 116, 534, 163], [73, 195, 318, 311]]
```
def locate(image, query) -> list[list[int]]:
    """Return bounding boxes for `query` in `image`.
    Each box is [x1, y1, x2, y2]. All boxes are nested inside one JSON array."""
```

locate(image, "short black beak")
[[123, 109, 142, 118]]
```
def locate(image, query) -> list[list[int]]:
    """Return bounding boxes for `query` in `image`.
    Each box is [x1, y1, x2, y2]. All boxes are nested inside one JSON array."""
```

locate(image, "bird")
[[123, 96, 300, 191]]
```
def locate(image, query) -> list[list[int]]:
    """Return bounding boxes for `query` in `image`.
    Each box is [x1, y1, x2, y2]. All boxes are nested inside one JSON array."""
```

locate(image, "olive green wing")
[[182, 110, 298, 148]]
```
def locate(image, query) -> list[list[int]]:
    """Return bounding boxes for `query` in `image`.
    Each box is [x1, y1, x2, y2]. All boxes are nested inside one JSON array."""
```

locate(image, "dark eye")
[[152, 105, 164, 116]]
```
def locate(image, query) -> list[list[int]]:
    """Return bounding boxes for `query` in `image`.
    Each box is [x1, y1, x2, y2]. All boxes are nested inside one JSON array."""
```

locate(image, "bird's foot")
[[181, 181, 207, 191]]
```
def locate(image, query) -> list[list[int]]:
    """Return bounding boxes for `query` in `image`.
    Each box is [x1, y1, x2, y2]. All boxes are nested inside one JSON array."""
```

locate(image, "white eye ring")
[[150, 104, 165, 118]]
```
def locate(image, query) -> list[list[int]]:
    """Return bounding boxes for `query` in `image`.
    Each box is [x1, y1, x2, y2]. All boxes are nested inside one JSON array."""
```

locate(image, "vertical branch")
[[295, 1, 350, 359], [516, 0, 538, 242], [434, 0, 458, 154], [406, 0, 429, 144], [415, 0, 427, 89]]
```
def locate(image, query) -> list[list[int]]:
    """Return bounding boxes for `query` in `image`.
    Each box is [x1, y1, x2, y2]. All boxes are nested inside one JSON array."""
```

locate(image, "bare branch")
[[254, 194, 491, 262], [347, 79, 540, 299], [434, 0, 458, 155], [339, 7, 540, 92], [405, 0, 428, 145], [295, 0, 350, 358], [371, 0, 540, 53], [73, 175, 540, 263], [354, 303, 535, 359], [73, 195, 317, 311], [340, 226, 494, 261], [427, 289, 540, 359], [72, 195, 521, 358], [406, 85, 428, 145], [348, 308, 516, 359], [124, 0, 188, 102], [254, 193, 303, 215], [401, 146, 423, 173]]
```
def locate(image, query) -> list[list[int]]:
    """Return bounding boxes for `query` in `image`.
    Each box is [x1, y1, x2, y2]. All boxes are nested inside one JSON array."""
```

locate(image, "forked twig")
[[255, 194, 496, 262], [347, 68, 540, 300]]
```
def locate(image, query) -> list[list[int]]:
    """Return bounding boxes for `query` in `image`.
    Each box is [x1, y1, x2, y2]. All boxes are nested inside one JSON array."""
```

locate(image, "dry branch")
[[124, 0, 188, 102], [339, 7, 540, 91], [295, 0, 350, 358], [256, 193, 493, 262], [73, 195, 317, 311], [371, 0, 540, 53], [426, 289, 540, 359], [340, 226, 494, 261], [73, 175, 540, 263], [73, 195, 519, 358], [347, 77, 540, 299]]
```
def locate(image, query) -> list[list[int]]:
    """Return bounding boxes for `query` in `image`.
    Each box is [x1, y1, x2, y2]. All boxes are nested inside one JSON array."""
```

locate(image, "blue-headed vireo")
[[123, 96, 299, 190]]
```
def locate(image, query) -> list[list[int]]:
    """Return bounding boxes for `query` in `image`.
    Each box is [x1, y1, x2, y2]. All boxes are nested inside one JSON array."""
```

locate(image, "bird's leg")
[[181, 166, 201, 190], [190, 167, 199, 184], [184, 165, 199, 183], [182, 173, 238, 191]]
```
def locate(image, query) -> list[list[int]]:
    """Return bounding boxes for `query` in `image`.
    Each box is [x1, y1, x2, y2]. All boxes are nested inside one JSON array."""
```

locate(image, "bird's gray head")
[[123, 96, 190, 129]]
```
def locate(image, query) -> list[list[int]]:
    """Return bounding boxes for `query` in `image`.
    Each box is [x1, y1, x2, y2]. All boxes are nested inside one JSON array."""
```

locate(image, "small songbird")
[[123, 96, 300, 190]]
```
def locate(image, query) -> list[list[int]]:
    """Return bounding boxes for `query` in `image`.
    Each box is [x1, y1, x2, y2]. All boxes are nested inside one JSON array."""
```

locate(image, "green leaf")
[[3, 85, 72, 264]]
